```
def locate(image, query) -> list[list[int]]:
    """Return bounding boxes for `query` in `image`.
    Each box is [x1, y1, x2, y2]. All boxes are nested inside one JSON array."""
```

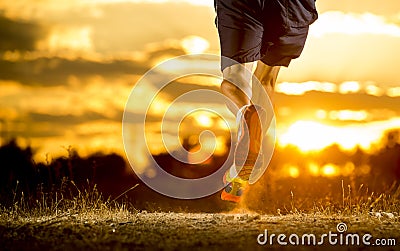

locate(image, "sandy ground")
[[1, 210, 400, 251]]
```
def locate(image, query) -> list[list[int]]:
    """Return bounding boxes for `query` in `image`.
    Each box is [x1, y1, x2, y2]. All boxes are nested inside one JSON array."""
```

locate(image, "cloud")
[[0, 78, 129, 158], [278, 11, 400, 84], [0, 10, 212, 86], [0, 2, 219, 53], [279, 33, 400, 84], [276, 81, 337, 95], [310, 11, 400, 37], [0, 0, 94, 20], [0, 77, 131, 117], [274, 91, 400, 124], [0, 57, 148, 85], [0, 15, 46, 51], [83, 0, 213, 6], [36, 26, 93, 52], [28, 112, 110, 124], [316, 0, 400, 16], [88, 3, 218, 53], [2, 0, 400, 161], [275, 81, 399, 98], [0, 0, 214, 20], [278, 118, 400, 152]]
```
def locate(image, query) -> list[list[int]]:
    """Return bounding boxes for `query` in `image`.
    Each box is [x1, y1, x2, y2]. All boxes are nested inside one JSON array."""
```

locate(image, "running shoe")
[[220, 168, 248, 203]]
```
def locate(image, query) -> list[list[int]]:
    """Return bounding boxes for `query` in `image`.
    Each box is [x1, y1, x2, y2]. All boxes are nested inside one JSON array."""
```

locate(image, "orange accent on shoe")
[[221, 190, 241, 203], [221, 170, 248, 203]]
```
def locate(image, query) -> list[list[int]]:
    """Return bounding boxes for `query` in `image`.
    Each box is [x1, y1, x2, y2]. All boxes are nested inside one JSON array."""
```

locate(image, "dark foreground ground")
[[1, 210, 399, 251]]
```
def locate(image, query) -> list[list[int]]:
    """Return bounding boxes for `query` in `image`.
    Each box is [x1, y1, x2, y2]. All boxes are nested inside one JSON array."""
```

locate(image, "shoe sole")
[[221, 169, 247, 203], [221, 189, 241, 203]]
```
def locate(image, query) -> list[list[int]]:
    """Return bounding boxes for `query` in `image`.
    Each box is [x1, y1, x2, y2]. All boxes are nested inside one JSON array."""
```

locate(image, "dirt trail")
[[1, 211, 399, 251]]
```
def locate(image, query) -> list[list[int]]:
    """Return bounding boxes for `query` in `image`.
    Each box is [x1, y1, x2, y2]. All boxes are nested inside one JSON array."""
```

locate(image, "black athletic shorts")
[[214, 0, 318, 71]]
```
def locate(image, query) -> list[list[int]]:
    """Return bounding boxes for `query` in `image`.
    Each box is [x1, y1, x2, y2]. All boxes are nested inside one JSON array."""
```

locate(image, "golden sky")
[[0, 0, 399, 163]]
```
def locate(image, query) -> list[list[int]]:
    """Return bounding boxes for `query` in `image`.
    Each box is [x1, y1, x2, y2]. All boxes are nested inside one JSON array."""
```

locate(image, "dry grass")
[[0, 179, 137, 223], [1, 180, 399, 251]]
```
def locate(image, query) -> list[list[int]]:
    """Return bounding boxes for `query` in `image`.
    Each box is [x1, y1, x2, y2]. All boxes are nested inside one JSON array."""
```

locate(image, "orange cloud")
[[310, 11, 400, 37], [36, 26, 93, 52], [278, 118, 400, 152]]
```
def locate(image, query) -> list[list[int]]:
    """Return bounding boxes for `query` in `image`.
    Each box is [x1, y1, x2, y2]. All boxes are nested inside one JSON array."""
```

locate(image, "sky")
[[0, 0, 400, 166]]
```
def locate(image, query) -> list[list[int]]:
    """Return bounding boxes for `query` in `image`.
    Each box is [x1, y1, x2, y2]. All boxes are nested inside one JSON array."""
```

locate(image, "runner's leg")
[[253, 61, 280, 103], [220, 62, 254, 114]]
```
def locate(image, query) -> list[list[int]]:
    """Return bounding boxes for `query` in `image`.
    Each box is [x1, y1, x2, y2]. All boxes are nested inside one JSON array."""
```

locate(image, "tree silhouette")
[[0, 139, 36, 195]]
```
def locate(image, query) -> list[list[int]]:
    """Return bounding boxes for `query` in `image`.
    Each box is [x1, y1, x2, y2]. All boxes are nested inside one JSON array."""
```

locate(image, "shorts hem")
[[220, 55, 291, 72], [221, 56, 260, 72]]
